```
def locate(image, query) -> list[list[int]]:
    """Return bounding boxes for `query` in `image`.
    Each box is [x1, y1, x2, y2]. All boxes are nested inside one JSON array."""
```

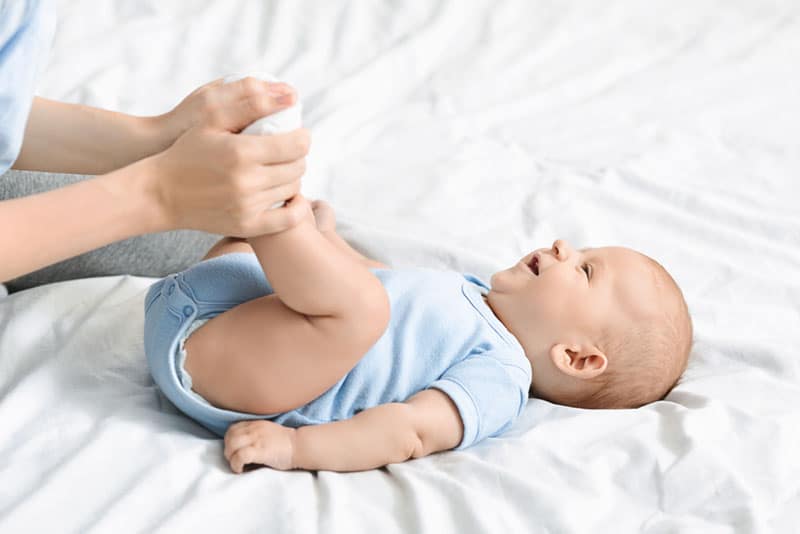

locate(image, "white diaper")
[[176, 318, 211, 405]]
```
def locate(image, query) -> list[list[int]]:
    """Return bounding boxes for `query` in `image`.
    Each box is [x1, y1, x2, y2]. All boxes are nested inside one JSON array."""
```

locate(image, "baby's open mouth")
[[528, 256, 539, 276]]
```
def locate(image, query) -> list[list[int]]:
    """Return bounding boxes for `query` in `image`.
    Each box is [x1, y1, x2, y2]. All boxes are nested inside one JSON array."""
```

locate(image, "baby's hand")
[[224, 420, 295, 473], [310, 199, 337, 233]]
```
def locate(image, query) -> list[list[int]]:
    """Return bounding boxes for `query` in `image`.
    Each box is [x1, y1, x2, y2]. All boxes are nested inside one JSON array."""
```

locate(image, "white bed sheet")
[[2, 1, 799, 532]]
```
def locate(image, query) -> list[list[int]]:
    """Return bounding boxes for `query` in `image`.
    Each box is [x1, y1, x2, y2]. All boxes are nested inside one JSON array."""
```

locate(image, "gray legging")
[[1, 169, 220, 293]]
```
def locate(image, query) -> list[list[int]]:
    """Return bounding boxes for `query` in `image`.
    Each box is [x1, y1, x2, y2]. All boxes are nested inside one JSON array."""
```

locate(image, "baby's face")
[[487, 240, 660, 395]]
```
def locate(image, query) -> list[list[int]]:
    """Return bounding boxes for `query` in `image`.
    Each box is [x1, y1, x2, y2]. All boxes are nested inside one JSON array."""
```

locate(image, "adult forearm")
[[0, 157, 166, 282], [291, 403, 418, 472], [13, 97, 177, 174]]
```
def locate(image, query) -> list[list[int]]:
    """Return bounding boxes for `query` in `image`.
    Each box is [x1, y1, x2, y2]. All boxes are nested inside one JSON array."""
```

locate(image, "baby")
[[144, 196, 692, 473]]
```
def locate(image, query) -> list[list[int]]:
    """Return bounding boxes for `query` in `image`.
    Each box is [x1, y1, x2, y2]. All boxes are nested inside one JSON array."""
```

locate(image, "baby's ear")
[[549, 343, 607, 380]]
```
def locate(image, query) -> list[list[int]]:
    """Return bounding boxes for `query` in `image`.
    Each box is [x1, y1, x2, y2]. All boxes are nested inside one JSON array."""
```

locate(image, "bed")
[[1, 1, 799, 532]]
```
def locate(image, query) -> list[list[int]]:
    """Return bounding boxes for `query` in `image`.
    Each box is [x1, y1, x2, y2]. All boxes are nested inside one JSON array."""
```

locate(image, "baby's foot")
[[310, 200, 336, 233]]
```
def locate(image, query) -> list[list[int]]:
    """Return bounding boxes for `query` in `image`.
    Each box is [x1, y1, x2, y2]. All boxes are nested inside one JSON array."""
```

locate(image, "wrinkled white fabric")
[[1, 1, 798, 533]]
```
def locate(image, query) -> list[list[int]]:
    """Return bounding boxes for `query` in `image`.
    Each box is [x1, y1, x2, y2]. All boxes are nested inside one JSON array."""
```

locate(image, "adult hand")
[[137, 76, 310, 237], [0, 77, 310, 282], [146, 123, 310, 237], [157, 76, 297, 139]]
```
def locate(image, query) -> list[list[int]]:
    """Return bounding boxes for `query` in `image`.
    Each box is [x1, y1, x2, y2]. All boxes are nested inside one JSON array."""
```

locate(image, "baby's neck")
[[482, 294, 515, 337]]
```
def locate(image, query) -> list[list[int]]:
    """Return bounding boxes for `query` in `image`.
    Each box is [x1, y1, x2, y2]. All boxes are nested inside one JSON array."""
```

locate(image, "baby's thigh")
[[201, 237, 254, 261], [183, 293, 374, 415]]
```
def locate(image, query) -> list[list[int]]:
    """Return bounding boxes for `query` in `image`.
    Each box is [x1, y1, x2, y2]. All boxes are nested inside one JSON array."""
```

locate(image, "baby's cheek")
[[535, 288, 574, 327]]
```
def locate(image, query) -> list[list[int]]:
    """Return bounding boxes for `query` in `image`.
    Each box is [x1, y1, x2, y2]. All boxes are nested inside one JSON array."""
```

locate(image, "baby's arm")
[[224, 389, 463, 473]]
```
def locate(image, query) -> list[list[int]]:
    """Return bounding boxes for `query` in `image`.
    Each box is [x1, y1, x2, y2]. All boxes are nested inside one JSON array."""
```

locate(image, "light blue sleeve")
[[429, 350, 531, 450], [0, 0, 56, 174]]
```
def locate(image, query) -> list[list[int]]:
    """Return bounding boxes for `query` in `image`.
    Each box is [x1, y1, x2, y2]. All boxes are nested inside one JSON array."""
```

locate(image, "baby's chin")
[[488, 266, 527, 294], [488, 271, 502, 288]]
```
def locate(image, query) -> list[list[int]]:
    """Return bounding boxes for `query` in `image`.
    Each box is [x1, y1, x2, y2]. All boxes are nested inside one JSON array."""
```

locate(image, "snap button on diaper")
[[183, 305, 193, 317]]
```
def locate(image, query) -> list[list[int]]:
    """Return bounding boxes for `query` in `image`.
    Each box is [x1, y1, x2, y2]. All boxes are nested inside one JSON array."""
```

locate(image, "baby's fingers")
[[224, 433, 253, 463], [229, 446, 259, 474], [223, 421, 255, 462]]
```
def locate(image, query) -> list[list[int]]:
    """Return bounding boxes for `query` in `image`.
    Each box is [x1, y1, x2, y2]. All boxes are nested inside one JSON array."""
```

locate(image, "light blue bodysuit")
[[144, 253, 532, 450]]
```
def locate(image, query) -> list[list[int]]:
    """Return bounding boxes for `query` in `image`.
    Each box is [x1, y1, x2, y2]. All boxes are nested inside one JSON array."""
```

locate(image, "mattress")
[[1, 1, 799, 532]]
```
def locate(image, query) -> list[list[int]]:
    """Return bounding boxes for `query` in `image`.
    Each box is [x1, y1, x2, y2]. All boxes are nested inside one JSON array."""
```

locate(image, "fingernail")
[[267, 83, 292, 97], [276, 93, 294, 106]]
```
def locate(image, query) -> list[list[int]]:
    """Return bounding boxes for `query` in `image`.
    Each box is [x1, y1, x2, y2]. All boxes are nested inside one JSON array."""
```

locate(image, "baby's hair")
[[574, 254, 693, 409]]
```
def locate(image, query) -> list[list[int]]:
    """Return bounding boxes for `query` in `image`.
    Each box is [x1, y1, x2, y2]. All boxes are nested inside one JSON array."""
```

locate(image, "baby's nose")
[[552, 239, 573, 261]]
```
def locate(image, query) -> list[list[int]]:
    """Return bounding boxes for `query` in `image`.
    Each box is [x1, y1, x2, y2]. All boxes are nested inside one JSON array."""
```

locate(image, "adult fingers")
[[246, 179, 303, 210], [234, 128, 310, 166], [241, 159, 305, 193], [237, 194, 311, 237], [226, 77, 296, 132], [205, 77, 225, 88]]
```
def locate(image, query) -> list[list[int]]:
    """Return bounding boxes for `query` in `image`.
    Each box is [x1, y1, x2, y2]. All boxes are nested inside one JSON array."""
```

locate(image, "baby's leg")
[[184, 197, 389, 415], [201, 237, 251, 260]]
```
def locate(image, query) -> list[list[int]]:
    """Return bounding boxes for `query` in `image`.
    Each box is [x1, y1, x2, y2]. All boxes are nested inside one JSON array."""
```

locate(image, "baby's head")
[[487, 240, 692, 409]]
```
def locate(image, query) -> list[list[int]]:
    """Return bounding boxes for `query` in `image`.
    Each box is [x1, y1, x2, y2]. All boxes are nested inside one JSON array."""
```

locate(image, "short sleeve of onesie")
[[430, 349, 531, 450]]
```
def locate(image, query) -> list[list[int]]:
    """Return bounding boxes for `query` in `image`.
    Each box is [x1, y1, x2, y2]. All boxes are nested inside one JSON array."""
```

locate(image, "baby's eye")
[[582, 263, 592, 280]]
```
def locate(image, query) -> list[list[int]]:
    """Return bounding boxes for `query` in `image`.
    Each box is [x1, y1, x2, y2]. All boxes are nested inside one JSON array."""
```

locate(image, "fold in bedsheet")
[[1, 0, 799, 532]]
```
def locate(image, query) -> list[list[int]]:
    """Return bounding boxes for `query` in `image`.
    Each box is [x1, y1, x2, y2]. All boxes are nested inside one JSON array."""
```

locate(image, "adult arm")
[[13, 78, 296, 175], [1, 79, 310, 283], [223, 388, 464, 473], [0, 158, 164, 282], [12, 96, 178, 174]]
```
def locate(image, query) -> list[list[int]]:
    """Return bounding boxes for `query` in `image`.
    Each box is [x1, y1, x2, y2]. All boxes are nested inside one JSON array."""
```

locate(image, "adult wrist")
[[139, 112, 184, 155], [112, 154, 175, 234]]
